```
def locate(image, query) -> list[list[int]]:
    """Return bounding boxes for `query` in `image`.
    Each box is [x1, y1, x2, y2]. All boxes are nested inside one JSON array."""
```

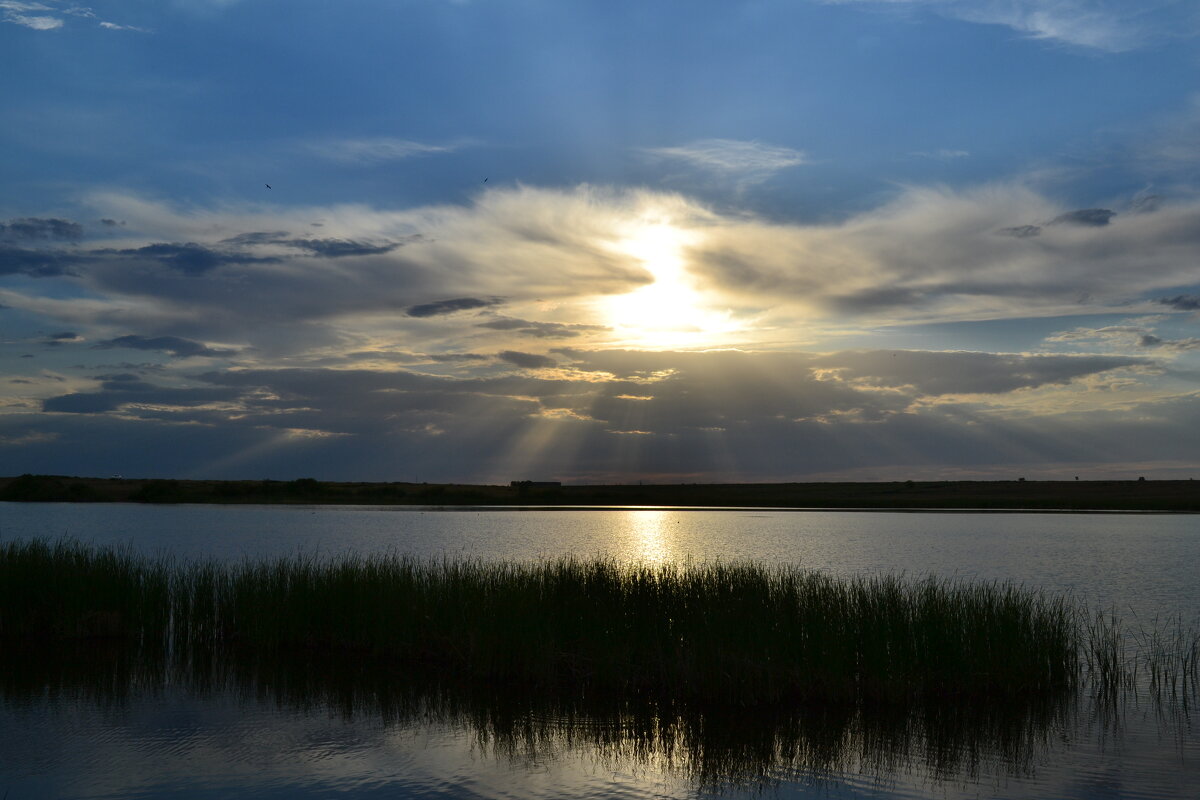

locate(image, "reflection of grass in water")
[[0, 642, 1075, 791], [1, 538, 1081, 704], [2, 538, 1197, 791]]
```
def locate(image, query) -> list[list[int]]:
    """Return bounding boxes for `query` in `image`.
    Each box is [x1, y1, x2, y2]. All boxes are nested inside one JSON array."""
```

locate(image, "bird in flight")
[[265, 183, 272, 189]]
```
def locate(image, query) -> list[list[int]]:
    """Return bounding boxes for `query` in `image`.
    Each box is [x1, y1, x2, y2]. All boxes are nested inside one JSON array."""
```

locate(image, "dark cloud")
[[98, 378, 162, 392], [289, 238, 401, 257], [99, 242, 278, 275], [997, 225, 1041, 238], [219, 231, 292, 246], [8, 348, 1199, 482], [43, 384, 241, 414], [812, 350, 1145, 396], [498, 350, 557, 369], [476, 318, 534, 331], [0, 217, 83, 242], [1146, 336, 1200, 351], [93, 335, 238, 358], [407, 297, 505, 317], [5, 234, 285, 282], [826, 287, 931, 313], [428, 353, 490, 362], [194, 359, 874, 443], [1049, 208, 1115, 227], [0, 245, 78, 277], [1158, 294, 1200, 311], [218, 231, 401, 258], [476, 317, 609, 338], [42, 332, 82, 346], [99, 219, 124, 227]]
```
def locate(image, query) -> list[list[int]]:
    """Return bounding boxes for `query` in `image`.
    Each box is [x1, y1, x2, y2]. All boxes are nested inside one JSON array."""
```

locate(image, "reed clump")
[[0, 539, 171, 643], [1, 540, 1082, 705]]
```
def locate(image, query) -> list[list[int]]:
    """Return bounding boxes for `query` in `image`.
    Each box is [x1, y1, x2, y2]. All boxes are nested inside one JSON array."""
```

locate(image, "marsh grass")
[[0, 538, 1091, 706], [1083, 607, 1200, 710], [218, 554, 1073, 703], [0, 539, 171, 644], [5, 538, 1198, 792]]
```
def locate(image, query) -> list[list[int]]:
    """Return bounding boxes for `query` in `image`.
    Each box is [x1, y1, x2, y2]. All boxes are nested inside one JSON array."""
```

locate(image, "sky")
[[4, 0, 1200, 484]]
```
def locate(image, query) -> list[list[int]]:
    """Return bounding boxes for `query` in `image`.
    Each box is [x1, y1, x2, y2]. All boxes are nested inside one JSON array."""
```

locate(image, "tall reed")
[[0, 539, 171, 644], [0, 540, 1092, 705]]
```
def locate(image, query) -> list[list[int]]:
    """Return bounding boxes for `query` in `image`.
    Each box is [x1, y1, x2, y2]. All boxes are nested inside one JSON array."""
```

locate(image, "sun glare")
[[617, 509, 679, 565], [601, 221, 738, 348]]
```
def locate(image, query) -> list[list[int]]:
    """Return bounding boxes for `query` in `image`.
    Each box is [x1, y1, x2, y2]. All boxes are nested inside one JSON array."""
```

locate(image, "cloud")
[[98, 21, 149, 33], [687, 183, 1200, 321], [1047, 321, 1200, 352], [820, 1, 1195, 52], [428, 353, 490, 363], [289, 238, 401, 257], [219, 231, 403, 257], [9, 182, 1200, 378], [476, 317, 608, 338], [0, 1, 62, 30], [0, 245, 79, 277], [642, 139, 807, 183], [407, 297, 505, 318], [7, 348, 1193, 481], [811, 350, 1147, 395], [497, 350, 556, 369], [0, 2, 143, 32], [1158, 295, 1200, 311], [307, 137, 459, 165], [93, 335, 238, 358], [1049, 208, 1114, 227], [0, 217, 83, 241], [997, 224, 1042, 238], [0, 217, 86, 276], [94, 242, 279, 275], [0, 186, 656, 354], [43, 331, 81, 345], [43, 383, 241, 414], [0, 431, 58, 446]]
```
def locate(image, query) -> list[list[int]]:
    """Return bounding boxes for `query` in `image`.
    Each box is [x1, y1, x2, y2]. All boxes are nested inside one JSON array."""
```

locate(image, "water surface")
[[1, 503, 1197, 798]]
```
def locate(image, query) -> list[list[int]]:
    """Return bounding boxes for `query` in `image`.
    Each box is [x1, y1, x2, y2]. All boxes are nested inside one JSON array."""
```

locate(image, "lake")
[[1, 502, 1197, 799]]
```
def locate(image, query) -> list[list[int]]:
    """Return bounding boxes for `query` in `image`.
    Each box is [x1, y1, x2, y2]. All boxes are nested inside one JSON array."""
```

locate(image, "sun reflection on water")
[[617, 509, 680, 565]]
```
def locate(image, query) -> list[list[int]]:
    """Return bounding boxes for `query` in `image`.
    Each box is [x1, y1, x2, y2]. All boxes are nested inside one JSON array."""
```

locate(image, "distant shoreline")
[[3, 474, 1198, 512]]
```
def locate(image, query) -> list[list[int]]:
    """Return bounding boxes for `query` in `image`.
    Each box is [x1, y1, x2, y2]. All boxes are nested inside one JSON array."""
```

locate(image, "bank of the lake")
[[4, 473, 1200, 510]]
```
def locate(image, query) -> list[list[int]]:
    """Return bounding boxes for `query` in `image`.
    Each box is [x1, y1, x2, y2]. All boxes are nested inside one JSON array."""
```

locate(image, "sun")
[[600, 221, 738, 348]]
